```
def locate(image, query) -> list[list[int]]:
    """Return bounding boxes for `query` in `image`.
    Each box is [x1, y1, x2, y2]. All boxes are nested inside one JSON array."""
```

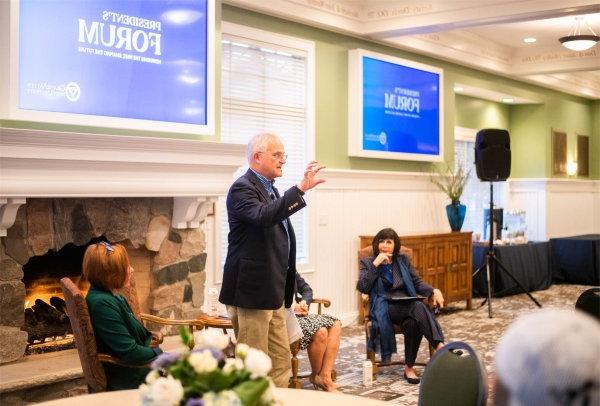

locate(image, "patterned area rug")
[[294, 284, 590, 405]]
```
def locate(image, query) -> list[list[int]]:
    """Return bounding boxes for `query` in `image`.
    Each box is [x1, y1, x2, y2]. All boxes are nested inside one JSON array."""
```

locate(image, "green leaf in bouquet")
[[184, 380, 211, 398], [233, 378, 269, 406], [170, 360, 201, 389], [179, 326, 192, 348], [201, 369, 239, 392]]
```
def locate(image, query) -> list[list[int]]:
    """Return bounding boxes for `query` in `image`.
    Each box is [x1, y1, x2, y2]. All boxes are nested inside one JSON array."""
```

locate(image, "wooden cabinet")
[[359, 231, 472, 309]]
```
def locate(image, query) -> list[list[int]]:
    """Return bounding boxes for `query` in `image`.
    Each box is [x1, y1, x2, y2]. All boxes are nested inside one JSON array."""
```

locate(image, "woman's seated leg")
[[307, 327, 327, 381], [401, 317, 423, 381], [320, 321, 341, 390], [309, 324, 341, 392]]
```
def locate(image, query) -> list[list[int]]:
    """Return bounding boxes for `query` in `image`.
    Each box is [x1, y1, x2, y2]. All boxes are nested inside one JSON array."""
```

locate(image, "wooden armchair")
[[289, 297, 335, 389], [60, 277, 205, 393], [358, 246, 434, 377]]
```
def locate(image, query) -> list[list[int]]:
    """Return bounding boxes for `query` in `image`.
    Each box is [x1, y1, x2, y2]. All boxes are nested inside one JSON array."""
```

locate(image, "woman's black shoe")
[[403, 372, 420, 384]]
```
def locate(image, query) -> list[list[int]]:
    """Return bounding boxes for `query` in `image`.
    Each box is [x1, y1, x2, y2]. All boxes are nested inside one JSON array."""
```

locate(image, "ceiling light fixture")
[[523, 37, 537, 43], [454, 86, 464, 92], [559, 17, 599, 51], [502, 98, 514, 103]]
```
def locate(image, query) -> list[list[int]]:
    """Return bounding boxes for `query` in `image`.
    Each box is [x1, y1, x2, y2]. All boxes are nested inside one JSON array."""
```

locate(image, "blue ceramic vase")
[[446, 202, 466, 232]]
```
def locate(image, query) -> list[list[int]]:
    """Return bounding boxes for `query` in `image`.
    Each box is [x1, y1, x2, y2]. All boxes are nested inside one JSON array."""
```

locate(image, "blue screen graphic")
[[362, 56, 440, 156], [19, 0, 208, 125]]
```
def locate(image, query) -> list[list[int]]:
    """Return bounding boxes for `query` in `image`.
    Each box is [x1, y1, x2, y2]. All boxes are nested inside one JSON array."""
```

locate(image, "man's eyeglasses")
[[100, 241, 114, 254], [259, 151, 288, 161]]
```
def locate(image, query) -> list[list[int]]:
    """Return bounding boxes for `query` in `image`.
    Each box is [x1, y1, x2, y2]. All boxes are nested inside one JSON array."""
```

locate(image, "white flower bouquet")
[[140, 328, 277, 406]]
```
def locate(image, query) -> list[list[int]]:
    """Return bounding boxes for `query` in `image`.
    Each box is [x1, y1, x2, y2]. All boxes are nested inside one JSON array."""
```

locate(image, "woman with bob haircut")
[[357, 227, 445, 384], [84, 241, 162, 390]]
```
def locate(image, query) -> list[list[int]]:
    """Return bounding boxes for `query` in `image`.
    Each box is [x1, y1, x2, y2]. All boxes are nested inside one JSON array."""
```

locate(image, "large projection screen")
[[3, 0, 215, 135], [348, 49, 444, 161]]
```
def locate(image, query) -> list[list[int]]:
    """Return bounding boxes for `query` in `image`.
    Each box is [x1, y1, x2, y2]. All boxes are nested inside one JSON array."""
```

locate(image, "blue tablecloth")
[[550, 234, 600, 286], [472, 242, 552, 297]]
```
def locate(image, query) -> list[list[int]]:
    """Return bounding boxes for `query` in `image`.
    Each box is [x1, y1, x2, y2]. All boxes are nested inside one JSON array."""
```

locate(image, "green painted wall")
[[454, 95, 509, 130], [510, 97, 595, 178], [222, 5, 598, 178], [510, 104, 547, 178]]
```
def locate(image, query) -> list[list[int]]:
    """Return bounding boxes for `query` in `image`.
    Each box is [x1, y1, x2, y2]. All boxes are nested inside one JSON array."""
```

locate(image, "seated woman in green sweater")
[[84, 241, 162, 390]]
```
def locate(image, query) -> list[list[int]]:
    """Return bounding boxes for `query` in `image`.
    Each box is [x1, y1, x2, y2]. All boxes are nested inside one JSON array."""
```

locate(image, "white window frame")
[[213, 22, 316, 286]]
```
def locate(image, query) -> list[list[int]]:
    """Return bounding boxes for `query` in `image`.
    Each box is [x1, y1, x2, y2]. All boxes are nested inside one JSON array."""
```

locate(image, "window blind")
[[220, 35, 309, 266]]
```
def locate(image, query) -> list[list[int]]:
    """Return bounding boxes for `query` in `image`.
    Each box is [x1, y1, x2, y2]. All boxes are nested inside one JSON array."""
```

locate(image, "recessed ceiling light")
[[523, 37, 537, 43], [454, 86, 464, 92], [502, 98, 514, 103]]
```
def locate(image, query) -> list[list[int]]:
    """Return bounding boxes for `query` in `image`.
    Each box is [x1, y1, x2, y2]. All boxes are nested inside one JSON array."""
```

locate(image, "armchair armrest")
[[311, 298, 331, 315], [139, 313, 206, 329], [361, 294, 371, 321], [139, 313, 205, 349], [97, 353, 149, 368]]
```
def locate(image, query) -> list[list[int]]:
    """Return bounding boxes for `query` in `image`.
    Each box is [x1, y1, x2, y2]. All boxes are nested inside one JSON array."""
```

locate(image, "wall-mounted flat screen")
[[348, 49, 443, 161], [2, 0, 214, 134]]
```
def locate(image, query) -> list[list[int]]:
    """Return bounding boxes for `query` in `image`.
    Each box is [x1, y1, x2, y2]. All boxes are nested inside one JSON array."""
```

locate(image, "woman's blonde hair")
[[82, 242, 129, 291]]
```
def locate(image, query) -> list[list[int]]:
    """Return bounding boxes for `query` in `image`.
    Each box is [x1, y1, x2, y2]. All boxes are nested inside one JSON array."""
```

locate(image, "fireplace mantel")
[[0, 127, 246, 235]]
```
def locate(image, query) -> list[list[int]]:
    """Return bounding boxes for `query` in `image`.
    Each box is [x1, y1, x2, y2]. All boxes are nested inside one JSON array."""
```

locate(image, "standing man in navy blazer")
[[219, 133, 325, 387]]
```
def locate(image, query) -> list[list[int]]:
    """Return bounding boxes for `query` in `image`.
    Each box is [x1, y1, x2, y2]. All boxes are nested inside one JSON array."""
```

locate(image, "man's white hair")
[[495, 309, 600, 406], [246, 133, 280, 164]]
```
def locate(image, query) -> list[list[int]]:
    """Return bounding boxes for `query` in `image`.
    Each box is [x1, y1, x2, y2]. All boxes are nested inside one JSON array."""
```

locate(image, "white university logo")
[[379, 132, 387, 145], [65, 82, 81, 102]]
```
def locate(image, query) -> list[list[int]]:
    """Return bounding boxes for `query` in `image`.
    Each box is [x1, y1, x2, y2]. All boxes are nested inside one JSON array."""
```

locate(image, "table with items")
[[472, 241, 552, 297]]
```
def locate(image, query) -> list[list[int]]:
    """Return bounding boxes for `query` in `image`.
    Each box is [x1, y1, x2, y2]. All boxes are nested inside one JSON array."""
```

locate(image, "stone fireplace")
[[0, 127, 246, 364]]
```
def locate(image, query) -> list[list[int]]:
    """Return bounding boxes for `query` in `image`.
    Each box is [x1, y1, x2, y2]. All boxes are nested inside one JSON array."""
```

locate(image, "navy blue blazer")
[[219, 169, 306, 309]]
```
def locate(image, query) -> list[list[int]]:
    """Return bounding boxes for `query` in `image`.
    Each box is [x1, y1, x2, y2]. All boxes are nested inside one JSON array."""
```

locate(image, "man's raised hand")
[[297, 160, 326, 192]]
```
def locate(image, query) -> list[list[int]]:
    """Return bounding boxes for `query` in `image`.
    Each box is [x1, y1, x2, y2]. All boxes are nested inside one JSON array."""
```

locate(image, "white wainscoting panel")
[[545, 180, 600, 238], [307, 169, 449, 325]]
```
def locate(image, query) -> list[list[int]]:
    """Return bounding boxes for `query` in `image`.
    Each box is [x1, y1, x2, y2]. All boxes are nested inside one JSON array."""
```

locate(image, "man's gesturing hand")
[[297, 161, 326, 192]]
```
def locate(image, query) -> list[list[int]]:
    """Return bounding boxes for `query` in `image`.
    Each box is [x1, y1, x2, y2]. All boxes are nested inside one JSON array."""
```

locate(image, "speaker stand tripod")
[[472, 183, 542, 318]]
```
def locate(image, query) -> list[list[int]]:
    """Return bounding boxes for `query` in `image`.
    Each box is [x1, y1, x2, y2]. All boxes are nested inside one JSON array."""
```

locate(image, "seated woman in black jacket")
[[357, 228, 445, 384], [84, 241, 162, 390], [294, 273, 341, 392]]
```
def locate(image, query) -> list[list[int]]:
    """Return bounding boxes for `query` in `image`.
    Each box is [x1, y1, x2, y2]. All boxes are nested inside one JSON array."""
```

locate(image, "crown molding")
[[224, 0, 600, 99]]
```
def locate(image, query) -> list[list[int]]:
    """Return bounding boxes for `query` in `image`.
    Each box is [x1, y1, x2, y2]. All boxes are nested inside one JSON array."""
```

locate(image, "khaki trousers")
[[227, 305, 291, 388]]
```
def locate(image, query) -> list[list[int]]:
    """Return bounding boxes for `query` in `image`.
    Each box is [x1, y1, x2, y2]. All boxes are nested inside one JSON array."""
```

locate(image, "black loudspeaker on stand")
[[472, 129, 542, 318]]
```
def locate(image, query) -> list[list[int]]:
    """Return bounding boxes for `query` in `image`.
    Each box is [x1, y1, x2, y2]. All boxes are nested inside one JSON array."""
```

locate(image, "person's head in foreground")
[[494, 309, 600, 406]]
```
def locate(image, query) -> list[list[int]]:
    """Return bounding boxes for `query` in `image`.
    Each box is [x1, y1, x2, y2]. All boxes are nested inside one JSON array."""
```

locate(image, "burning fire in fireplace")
[[24, 277, 89, 309]]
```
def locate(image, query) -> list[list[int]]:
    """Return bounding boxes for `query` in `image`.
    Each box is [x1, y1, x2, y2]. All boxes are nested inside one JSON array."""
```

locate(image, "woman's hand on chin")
[[373, 253, 392, 267]]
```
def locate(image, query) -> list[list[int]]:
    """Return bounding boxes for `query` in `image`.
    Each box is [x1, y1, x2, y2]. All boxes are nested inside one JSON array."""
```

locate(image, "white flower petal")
[[244, 348, 272, 377]]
